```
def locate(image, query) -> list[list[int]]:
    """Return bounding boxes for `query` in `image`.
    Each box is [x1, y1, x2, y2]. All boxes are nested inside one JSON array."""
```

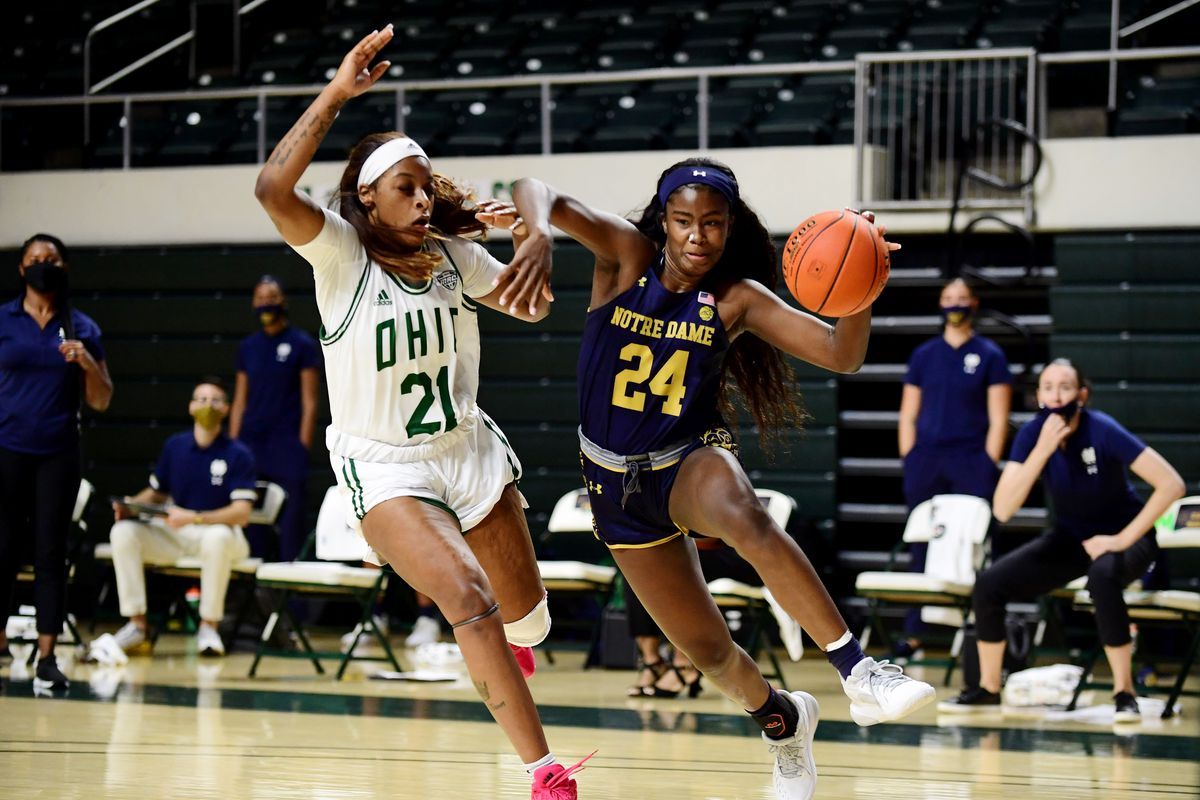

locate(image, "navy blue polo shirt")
[[1009, 408, 1147, 540], [149, 431, 258, 512], [0, 296, 105, 455], [905, 334, 1011, 451], [235, 326, 320, 442]]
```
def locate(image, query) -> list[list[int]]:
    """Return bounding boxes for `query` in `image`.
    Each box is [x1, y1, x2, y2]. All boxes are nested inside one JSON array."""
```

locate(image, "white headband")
[[357, 137, 430, 188]]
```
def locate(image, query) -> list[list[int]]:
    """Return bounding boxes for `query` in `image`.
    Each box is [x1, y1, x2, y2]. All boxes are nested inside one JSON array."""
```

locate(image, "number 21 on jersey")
[[611, 343, 689, 416]]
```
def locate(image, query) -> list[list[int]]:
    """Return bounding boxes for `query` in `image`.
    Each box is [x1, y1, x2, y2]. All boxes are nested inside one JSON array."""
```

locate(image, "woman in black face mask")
[[940, 359, 1185, 721], [895, 277, 1013, 660], [0, 233, 113, 692]]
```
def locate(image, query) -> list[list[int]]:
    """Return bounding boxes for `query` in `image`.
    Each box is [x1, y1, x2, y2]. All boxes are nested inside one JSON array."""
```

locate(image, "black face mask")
[[255, 304, 286, 326], [1040, 402, 1080, 423], [23, 261, 68, 295]]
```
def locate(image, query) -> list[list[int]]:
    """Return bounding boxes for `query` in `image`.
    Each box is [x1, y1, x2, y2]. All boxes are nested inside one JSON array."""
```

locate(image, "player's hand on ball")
[[847, 208, 901, 253], [329, 25, 394, 99]]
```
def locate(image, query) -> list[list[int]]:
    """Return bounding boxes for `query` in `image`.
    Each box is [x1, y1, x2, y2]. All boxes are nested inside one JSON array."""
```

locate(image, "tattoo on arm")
[[267, 99, 344, 169], [474, 680, 490, 701]]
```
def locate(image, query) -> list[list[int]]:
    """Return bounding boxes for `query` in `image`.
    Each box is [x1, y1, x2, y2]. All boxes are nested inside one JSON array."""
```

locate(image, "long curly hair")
[[335, 132, 487, 281], [631, 157, 808, 446]]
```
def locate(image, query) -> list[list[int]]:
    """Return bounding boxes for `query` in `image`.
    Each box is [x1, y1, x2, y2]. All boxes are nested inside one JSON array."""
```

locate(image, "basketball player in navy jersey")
[[497, 160, 936, 799]]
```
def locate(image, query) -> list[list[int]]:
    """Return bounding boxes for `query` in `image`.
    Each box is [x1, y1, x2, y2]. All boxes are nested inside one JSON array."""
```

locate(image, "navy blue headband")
[[657, 166, 739, 208]]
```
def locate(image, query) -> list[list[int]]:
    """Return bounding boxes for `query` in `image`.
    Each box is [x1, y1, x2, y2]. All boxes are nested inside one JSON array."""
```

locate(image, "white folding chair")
[[855, 494, 992, 684], [540, 489, 617, 668], [250, 486, 397, 680], [705, 489, 804, 688], [1069, 495, 1200, 718]]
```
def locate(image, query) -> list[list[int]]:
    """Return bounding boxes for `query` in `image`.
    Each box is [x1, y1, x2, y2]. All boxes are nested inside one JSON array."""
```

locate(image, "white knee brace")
[[503, 593, 551, 647]]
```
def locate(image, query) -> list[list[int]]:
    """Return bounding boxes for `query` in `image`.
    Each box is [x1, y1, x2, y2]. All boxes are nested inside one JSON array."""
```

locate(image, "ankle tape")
[[451, 603, 500, 629]]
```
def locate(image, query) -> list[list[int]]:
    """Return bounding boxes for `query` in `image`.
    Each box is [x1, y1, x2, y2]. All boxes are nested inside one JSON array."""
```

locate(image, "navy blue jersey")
[[1009, 408, 1147, 540], [0, 297, 105, 455], [578, 261, 730, 454], [905, 334, 1010, 452], [149, 431, 258, 512], [235, 325, 320, 443]]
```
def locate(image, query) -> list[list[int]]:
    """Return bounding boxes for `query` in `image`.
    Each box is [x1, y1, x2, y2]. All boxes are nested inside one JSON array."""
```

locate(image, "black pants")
[[973, 531, 1158, 647], [0, 445, 80, 637]]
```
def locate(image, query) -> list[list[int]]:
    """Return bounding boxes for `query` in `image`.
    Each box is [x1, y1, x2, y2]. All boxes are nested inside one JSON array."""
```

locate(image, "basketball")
[[782, 209, 891, 318]]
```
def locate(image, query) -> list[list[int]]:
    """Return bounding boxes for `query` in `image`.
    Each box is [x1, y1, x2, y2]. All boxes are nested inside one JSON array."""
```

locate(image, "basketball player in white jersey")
[[254, 26, 588, 799]]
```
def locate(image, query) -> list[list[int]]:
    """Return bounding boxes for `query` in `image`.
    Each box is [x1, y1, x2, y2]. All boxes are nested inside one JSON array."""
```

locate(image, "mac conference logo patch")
[[435, 271, 459, 291]]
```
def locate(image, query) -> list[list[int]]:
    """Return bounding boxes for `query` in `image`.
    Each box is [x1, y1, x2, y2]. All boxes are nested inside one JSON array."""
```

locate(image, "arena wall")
[[1, 135, 1198, 247]]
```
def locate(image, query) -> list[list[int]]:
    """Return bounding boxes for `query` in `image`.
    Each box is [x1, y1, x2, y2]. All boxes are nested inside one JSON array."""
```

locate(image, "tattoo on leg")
[[474, 680, 490, 701]]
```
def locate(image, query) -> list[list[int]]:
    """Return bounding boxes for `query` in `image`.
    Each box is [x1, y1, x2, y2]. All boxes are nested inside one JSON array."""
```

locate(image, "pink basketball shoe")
[[531, 752, 595, 800], [511, 643, 536, 679]]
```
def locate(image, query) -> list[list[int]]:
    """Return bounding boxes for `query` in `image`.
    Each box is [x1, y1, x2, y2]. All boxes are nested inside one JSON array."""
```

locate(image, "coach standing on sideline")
[[0, 233, 113, 692], [228, 276, 320, 561]]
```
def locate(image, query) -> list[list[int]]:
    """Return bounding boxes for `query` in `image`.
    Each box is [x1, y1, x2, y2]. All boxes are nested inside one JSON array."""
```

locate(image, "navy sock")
[[826, 636, 866, 679], [748, 686, 799, 740], [417, 606, 436, 619]]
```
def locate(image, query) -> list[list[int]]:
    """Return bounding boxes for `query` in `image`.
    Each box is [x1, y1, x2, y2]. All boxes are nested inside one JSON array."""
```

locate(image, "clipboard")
[[110, 497, 169, 517]]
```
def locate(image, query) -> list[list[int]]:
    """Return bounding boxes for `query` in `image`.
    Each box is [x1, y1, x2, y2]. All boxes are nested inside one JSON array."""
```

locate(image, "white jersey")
[[292, 207, 506, 461]]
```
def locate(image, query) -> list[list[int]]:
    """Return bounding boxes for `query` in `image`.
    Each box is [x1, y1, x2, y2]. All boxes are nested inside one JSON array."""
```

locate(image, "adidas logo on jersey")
[[374, 290, 393, 307]]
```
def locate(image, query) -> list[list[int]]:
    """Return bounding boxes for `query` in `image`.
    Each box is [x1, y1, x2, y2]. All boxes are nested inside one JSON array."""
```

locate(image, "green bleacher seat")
[[1142, 434, 1200, 482], [82, 297, 321, 337], [738, 426, 837, 472], [1050, 286, 1200, 332], [1052, 335, 1200, 381], [478, 381, 580, 424], [480, 335, 579, 379], [476, 289, 590, 334], [1055, 234, 1200, 283], [103, 338, 241, 378], [70, 247, 310, 292], [1088, 384, 1200, 432]]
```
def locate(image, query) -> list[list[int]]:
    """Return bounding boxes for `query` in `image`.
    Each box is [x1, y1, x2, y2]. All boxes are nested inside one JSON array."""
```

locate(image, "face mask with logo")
[[941, 305, 973, 326], [23, 261, 69, 294], [255, 304, 285, 326], [192, 406, 224, 429]]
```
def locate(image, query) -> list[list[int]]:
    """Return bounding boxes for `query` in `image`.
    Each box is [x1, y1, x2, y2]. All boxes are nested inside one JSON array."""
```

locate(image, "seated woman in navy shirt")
[[940, 359, 1185, 722], [0, 233, 113, 692], [229, 276, 320, 560]]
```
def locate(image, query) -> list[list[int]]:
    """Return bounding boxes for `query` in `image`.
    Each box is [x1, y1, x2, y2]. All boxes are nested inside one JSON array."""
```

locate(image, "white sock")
[[524, 753, 556, 775], [823, 630, 854, 652]]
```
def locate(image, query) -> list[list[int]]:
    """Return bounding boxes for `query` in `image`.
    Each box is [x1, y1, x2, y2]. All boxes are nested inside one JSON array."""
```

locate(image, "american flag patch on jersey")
[[698, 291, 715, 306]]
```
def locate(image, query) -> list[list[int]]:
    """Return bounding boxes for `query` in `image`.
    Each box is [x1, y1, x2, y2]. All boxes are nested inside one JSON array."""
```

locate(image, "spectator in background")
[[106, 377, 257, 658], [896, 278, 1011, 659], [0, 233, 113, 692], [229, 276, 320, 560], [940, 359, 1185, 722]]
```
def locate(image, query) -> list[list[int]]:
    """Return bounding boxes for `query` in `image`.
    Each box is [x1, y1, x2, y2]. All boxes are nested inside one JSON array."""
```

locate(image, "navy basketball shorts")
[[581, 428, 738, 549]]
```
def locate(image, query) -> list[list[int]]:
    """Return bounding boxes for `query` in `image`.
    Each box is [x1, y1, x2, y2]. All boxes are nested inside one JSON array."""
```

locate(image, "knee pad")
[[503, 593, 550, 647]]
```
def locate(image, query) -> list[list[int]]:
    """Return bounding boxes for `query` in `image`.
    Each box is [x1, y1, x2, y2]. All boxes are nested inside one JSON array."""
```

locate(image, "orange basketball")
[[781, 209, 890, 318]]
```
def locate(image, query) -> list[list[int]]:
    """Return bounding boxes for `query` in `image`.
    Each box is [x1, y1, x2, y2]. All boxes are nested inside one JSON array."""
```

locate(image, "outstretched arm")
[[508, 178, 657, 309], [254, 26, 394, 245]]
